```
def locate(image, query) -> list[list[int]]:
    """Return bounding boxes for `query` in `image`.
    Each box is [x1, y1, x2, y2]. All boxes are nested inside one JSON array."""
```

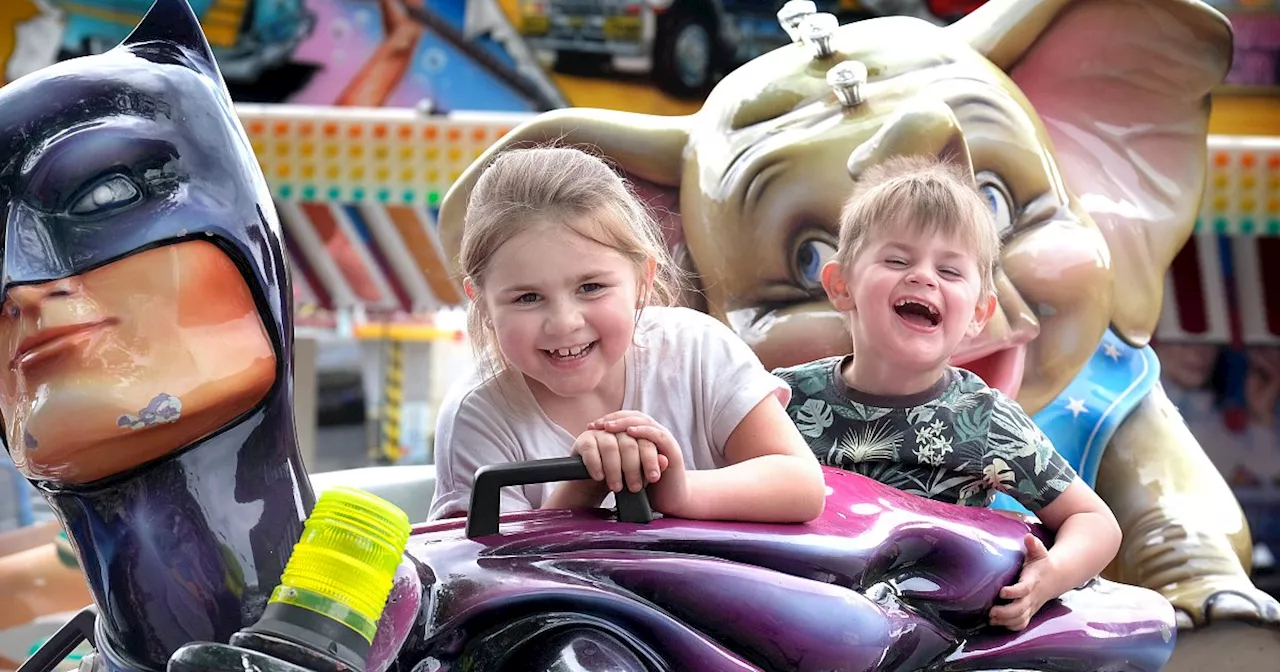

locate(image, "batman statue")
[[0, 0, 312, 669]]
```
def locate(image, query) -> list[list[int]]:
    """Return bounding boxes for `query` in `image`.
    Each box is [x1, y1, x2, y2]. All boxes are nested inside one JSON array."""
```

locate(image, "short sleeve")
[[428, 380, 532, 520], [985, 392, 1079, 512], [689, 311, 792, 451]]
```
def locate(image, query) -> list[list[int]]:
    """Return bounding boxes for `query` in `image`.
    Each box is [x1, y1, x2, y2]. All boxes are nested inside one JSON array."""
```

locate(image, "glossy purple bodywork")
[[366, 561, 423, 672], [380, 468, 1176, 671]]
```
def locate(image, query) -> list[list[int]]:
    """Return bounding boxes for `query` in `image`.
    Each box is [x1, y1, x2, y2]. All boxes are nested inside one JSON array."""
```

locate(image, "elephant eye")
[[793, 237, 836, 289], [69, 174, 141, 217], [976, 173, 1013, 235]]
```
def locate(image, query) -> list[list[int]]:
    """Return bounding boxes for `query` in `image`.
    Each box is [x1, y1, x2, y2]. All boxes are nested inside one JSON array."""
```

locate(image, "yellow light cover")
[[270, 486, 411, 642]]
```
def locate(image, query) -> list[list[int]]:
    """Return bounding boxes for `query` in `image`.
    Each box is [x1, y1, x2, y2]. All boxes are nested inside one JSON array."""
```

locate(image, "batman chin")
[[0, 1, 312, 670]]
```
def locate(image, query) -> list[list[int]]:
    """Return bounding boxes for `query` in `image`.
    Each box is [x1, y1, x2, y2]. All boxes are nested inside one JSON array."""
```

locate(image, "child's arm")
[[582, 308, 826, 523], [686, 394, 827, 522], [981, 392, 1122, 631], [594, 395, 827, 523], [989, 478, 1122, 631]]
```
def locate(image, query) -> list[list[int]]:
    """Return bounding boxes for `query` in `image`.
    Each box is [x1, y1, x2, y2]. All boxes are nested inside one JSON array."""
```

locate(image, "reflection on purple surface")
[[369, 467, 1175, 671]]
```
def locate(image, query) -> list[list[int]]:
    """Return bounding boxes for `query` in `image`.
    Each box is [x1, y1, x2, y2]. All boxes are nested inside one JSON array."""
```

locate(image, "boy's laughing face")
[[822, 227, 995, 393]]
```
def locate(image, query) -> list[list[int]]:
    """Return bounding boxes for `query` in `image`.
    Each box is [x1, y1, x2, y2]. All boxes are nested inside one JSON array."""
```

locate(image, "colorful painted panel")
[[3, 0, 566, 111], [1200, 137, 1280, 236], [241, 105, 526, 207]]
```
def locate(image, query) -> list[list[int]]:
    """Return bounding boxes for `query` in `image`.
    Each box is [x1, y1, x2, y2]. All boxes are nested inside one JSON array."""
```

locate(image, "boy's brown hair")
[[835, 155, 1001, 297]]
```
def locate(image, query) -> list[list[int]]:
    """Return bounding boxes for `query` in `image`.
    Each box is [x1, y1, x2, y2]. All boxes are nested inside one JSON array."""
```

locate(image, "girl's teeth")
[[551, 344, 590, 358]]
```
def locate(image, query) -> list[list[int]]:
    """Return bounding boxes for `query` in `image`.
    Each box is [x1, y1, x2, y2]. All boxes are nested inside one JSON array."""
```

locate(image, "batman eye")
[[69, 175, 140, 216]]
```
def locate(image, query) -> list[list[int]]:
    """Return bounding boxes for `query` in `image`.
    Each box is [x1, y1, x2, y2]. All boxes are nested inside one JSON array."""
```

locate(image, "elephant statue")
[[439, 0, 1280, 646]]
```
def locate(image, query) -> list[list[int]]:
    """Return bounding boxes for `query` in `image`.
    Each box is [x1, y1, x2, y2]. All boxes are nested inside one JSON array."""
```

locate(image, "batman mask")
[[0, 0, 295, 480]]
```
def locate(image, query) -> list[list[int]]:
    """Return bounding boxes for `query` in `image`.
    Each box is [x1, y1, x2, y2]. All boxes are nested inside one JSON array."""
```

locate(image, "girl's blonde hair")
[[836, 155, 1001, 297], [459, 145, 682, 375]]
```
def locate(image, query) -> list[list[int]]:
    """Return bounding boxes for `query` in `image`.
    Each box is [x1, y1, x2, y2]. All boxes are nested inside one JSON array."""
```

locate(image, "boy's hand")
[[990, 533, 1055, 631], [587, 411, 691, 516], [572, 427, 668, 494]]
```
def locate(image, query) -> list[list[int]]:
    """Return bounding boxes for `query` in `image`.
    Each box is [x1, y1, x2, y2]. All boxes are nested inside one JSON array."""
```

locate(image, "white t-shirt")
[[428, 306, 790, 520]]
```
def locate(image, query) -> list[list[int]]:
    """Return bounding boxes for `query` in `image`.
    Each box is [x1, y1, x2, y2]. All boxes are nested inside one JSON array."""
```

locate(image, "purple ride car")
[[352, 458, 1176, 672]]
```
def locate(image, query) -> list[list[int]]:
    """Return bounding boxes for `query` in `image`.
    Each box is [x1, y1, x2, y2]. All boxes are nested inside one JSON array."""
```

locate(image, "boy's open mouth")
[[544, 342, 596, 361], [894, 299, 941, 329]]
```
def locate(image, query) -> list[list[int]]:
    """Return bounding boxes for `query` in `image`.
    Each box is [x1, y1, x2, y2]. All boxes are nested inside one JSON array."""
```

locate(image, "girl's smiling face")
[[477, 217, 649, 403]]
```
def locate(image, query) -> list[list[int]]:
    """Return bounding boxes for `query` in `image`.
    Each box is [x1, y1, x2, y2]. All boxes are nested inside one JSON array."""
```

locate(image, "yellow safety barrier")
[[372, 340, 404, 465]]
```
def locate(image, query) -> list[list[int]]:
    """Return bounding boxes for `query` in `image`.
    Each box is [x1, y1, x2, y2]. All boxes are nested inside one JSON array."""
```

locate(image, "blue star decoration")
[[990, 329, 1161, 515]]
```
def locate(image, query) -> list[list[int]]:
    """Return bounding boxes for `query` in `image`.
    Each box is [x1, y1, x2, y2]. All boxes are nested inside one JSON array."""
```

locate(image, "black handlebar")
[[466, 457, 653, 538], [20, 607, 96, 672]]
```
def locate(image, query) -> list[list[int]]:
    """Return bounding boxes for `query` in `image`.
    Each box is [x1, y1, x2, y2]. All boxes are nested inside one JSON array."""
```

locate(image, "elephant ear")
[[951, 0, 1233, 346], [437, 108, 693, 296]]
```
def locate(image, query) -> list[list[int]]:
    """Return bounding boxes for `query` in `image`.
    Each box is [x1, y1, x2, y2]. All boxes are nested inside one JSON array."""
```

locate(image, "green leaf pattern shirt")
[[774, 357, 1077, 511]]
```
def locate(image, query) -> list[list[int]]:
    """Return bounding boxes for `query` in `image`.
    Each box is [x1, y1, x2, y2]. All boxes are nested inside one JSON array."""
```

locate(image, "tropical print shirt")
[[774, 356, 1077, 512]]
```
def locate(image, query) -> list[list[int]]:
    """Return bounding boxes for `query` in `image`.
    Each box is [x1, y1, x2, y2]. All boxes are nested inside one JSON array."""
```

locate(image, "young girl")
[[428, 146, 826, 523]]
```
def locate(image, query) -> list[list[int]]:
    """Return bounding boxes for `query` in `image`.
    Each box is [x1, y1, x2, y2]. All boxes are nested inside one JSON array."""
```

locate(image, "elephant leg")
[[1094, 382, 1280, 630]]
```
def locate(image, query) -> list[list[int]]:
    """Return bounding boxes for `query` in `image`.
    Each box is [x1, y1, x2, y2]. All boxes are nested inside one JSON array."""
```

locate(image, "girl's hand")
[[990, 534, 1055, 631], [587, 410, 657, 432], [572, 428, 667, 494], [588, 411, 691, 516]]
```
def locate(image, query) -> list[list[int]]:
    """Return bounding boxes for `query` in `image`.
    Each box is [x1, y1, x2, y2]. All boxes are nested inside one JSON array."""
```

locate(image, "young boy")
[[773, 155, 1122, 632]]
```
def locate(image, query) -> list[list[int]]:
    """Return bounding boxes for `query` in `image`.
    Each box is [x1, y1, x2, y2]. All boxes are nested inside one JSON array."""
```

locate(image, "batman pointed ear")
[[121, 0, 220, 76], [437, 107, 694, 297], [950, 0, 1232, 346]]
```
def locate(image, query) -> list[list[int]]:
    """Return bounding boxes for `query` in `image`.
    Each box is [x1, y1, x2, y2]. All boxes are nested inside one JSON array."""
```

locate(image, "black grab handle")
[[466, 457, 653, 538], [20, 607, 96, 672]]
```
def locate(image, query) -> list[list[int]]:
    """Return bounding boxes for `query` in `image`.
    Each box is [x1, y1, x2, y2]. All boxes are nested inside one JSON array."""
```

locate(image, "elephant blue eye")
[[977, 175, 1013, 234], [69, 175, 141, 217], [794, 238, 836, 288]]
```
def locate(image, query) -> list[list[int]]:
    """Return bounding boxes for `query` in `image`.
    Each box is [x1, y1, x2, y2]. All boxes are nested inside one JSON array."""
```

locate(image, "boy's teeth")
[[552, 344, 588, 357], [894, 299, 941, 326], [896, 299, 938, 314]]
